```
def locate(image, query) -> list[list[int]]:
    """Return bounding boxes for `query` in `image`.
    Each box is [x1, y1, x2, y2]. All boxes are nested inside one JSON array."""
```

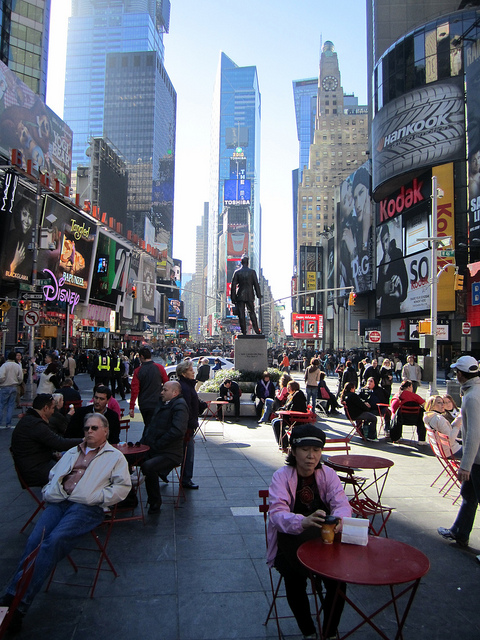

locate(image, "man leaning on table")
[[1, 412, 131, 633], [438, 356, 480, 548]]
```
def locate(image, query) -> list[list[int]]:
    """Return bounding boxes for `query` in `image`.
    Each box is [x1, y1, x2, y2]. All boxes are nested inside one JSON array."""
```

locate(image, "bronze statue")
[[230, 255, 262, 335]]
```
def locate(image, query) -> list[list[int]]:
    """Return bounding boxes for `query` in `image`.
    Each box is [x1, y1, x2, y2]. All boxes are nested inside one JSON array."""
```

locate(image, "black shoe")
[[182, 481, 199, 490], [148, 502, 161, 514], [159, 474, 169, 484], [437, 527, 468, 547]]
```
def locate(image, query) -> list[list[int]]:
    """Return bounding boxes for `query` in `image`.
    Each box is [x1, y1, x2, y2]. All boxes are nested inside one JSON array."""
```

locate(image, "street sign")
[[0, 301, 11, 312], [462, 322, 472, 335], [367, 330, 381, 343], [274, 305, 285, 311], [19, 283, 37, 292], [438, 249, 454, 257], [24, 309, 40, 326], [21, 293, 43, 301]]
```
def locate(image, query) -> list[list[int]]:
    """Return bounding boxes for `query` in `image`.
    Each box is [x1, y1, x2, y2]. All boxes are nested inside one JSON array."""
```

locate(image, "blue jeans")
[[6, 501, 104, 609], [305, 387, 318, 410], [0, 385, 17, 426], [259, 397, 274, 422], [451, 463, 480, 543]]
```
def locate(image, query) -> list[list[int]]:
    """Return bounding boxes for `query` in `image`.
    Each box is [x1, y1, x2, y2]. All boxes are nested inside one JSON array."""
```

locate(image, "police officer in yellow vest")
[[110, 350, 126, 400], [94, 349, 111, 388]]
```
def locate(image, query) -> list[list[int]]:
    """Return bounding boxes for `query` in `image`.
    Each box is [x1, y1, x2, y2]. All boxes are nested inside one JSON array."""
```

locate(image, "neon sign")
[[42, 268, 80, 310]]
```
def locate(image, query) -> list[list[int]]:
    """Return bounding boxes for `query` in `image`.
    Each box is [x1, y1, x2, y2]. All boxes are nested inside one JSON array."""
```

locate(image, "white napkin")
[[341, 517, 369, 546]]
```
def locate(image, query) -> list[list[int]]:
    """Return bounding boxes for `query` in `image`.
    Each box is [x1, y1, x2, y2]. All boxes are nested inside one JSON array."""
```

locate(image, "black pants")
[[274, 551, 345, 637], [141, 452, 180, 504], [111, 374, 125, 399]]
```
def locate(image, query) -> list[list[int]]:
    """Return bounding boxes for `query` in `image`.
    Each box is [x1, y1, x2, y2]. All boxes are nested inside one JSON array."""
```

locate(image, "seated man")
[[54, 377, 82, 406], [65, 385, 120, 444], [11, 394, 83, 487], [358, 377, 391, 432], [218, 378, 241, 419], [140, 381, 189, 514], [2, 413, 131, 632]]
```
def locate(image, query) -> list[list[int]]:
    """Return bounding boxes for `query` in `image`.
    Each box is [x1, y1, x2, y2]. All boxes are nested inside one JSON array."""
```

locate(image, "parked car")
[[164, 356, 234, 380]]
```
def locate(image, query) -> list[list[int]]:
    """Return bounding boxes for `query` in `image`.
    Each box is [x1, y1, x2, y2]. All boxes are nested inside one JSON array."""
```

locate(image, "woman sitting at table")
[[258, 373, 291, 424], [424, 395, 462, 458], [271, 381, 307, 450], [358, 377, 391, 433], [267, 423, 352, 640], [254, 371, 276, 420]]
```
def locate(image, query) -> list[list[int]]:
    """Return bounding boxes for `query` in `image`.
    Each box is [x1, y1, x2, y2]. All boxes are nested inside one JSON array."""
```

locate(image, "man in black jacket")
[[218, 379, 241, 419], [11, 394, 83, 486], [177, 361, 201, 489], [140, 381, 189, 513], [129, 347, 168, 430], [65, 386, 120, 444]]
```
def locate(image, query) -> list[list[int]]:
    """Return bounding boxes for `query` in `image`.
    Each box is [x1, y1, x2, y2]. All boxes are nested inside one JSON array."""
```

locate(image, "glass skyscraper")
[[0, 0, 50, 100], [208, 52, 261, 319], [292, 77, 317, 180], [64, 0, 170, 170]]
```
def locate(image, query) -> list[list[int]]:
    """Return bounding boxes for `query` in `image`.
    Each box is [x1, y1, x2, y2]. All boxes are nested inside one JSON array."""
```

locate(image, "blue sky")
[[47, 0, 368, 323]]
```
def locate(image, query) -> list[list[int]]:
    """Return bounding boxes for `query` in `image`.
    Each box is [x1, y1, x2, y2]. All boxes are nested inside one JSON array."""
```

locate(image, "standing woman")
[[267, 424, 351, 639], [176, 361, 200, 490], [195, 357, 211, 391], [379, 358, 393, 400], [304, 358, 322, 412]]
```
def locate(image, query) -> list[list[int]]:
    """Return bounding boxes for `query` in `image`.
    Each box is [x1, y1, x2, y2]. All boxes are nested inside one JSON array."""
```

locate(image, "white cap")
[[450, 355, 479, 373]]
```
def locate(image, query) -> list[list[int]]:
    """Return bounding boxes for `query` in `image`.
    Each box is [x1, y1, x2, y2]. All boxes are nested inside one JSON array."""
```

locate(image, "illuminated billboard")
[[90, 231, 131, 309], [0, 178, 36, 282], [224, 179, 251, 205], [466, 44, 480, 245], [37, 196, 97, 301], [291, 314, 323, 339], [0, 61, 73, 186]]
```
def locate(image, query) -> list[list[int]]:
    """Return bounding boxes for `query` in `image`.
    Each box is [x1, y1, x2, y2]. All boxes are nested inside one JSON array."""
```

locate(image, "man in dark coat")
[[230, 255, 262, 335], [177, 361, 200, 489], [341, 360, 358, 391], [140, 381, 189, 513], [218, 379, 241, 419], [65, 385, 120, 444], [11, 394, 82, 487]]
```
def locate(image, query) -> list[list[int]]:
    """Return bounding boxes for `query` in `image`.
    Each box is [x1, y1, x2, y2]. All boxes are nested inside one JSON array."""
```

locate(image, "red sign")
[[462, 322, 472, 335], [368, 330, 381, 343], [291, 313, 323, 339]]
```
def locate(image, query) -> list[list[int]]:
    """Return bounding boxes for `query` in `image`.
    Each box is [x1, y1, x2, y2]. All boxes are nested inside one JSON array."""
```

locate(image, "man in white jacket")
[[1, 413, 131, 631], [0, 351, 23, 428]]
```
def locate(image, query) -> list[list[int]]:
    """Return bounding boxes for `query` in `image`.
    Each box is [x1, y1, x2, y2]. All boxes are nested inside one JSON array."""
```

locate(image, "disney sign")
[[42, 268, 80, 311]]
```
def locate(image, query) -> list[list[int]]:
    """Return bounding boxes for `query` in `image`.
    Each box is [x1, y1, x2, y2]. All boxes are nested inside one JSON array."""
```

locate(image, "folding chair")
[[161, 436, 189, 508], [119, 417, 130, 437], [0, 536, 43, 639], [258, 489, 322, 639], [343, 404, 367, 441], [398, 403, 423, 443], [45, 516, 118, 599], [377, 403, 391, 436], [10, 449, 45, 533], [426, 427, 461, 504]]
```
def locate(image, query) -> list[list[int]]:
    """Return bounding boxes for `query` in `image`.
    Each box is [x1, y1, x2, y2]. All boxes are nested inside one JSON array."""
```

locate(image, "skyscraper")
[[64, 0, 170, 170], [0, 0, 50, 100], [207, 52, 261, 326], [292, 77, 317, 179]]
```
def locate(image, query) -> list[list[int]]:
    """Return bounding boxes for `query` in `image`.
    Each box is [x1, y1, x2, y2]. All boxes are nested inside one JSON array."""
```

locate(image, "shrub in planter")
[[198, 367, 282, 393]]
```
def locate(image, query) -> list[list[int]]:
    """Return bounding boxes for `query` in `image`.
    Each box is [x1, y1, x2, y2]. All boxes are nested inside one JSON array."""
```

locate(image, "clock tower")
[[317, 41, 343, 118]]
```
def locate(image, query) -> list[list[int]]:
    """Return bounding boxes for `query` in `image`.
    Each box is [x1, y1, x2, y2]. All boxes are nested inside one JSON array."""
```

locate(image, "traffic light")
[[454, 273, 464, 290], [348, 292, 356, 306], [19, 299, 25, 311], [131, 285, 136, 299]]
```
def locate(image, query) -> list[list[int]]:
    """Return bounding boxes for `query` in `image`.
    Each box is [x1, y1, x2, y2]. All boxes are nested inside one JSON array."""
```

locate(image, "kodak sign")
[[376, 173, 431, 225]]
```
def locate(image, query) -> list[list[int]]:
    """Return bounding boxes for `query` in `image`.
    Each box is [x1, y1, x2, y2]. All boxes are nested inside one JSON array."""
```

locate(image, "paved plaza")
[[1, 373, 480, 639]]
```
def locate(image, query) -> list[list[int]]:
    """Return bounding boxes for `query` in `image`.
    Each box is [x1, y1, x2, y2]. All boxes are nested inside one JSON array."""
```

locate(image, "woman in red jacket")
[[390, 380, 426, 443]]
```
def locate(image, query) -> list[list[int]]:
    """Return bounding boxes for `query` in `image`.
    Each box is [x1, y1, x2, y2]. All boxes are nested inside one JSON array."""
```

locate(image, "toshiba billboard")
[[372, 78, 465, 197]]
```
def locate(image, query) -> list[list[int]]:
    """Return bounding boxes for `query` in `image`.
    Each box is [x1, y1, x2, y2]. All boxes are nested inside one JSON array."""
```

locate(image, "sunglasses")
[[127, 441, 142, 447], [84, 425, 100, 432]]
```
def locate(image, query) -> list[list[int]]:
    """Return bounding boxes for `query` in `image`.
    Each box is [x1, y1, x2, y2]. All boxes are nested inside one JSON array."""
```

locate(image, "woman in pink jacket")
[[267, 424, 351, 639]]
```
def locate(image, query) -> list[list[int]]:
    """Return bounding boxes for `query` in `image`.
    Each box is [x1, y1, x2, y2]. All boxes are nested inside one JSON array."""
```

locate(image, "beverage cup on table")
[[321, 515, 338, 544]]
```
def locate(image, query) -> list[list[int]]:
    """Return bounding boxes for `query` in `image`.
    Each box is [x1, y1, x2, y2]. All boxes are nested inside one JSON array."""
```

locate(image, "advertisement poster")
[[0, 61, 72, 186], [37, 196, 96, 300], [336, 161, 374, 298], [0, 179, 36, 282], [139, 254, 156, 316], [90, 231, 131, 309], [465, 45, 480, 244], [291, 313, 323, 339], [372, 77, 465, 196]]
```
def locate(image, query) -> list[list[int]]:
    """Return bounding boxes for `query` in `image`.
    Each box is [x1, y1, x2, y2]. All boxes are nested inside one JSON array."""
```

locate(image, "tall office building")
[[64, 0, 171, 170], [63, 0, 174, 246], [296, 41, 368, 258], [292, 78, 317, 179], [0, 0, 50, 100], [207, 52, 261, 325]]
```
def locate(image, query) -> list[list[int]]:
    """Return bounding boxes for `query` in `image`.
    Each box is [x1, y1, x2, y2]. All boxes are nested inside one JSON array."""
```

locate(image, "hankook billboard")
[[372, 78, 465, 196]]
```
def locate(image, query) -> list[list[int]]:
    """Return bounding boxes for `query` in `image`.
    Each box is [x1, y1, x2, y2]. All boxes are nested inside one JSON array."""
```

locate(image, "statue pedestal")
[[234, 335, 268, 373]]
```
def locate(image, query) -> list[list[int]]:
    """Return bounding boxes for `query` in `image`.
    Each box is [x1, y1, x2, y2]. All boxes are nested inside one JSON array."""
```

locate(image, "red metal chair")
[[258, 489, 322, 639], [0, 536, 43, 639], [426, 426, 461, 504], [10, 449, 45, 533], [343, 404, 368, 441], [119, 417, 130, 437]]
